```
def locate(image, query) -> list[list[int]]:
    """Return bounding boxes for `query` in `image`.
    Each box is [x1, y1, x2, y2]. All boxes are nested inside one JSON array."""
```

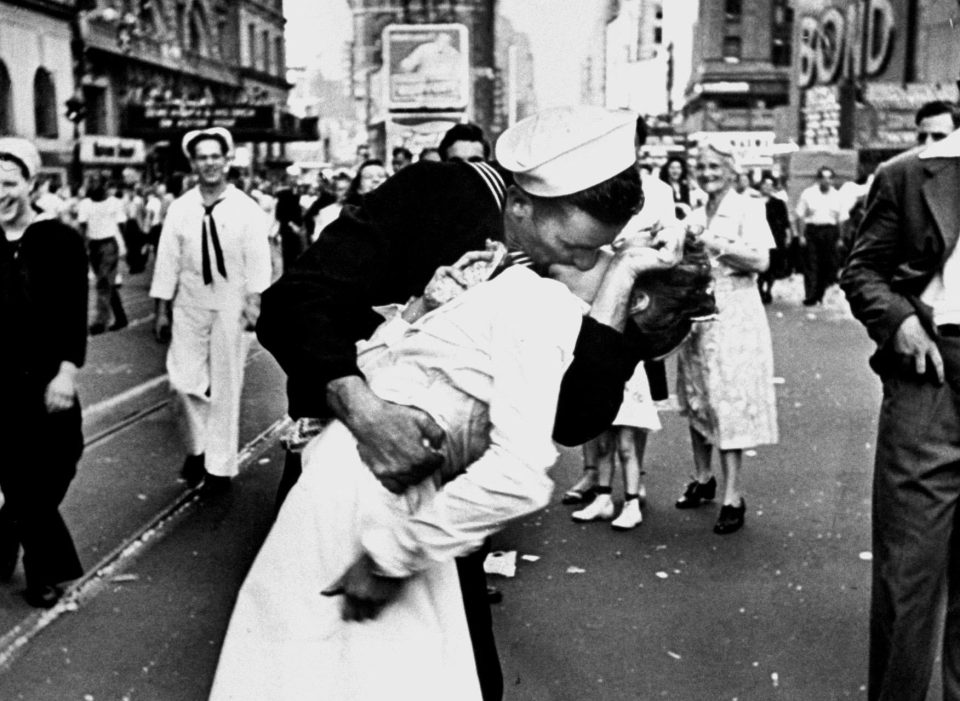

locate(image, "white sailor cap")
[[495, 106, 638, 198], [182, 127, 235, 159], [0, 137, 41, 180]]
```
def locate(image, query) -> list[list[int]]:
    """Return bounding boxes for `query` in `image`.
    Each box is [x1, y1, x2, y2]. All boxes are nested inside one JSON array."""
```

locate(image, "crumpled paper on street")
[[483, 550, 517, 578]]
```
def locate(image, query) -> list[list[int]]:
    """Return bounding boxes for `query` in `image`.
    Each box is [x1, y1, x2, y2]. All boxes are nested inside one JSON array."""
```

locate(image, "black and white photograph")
[[0, 0, 958, 699]]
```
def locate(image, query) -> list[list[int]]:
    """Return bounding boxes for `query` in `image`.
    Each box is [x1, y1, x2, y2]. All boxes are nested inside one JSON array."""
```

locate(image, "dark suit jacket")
[[840, 146, 960, 376]]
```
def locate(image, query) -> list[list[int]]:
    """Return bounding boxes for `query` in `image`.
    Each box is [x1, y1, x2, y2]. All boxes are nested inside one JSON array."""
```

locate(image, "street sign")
[[78, 136, 146, 165]]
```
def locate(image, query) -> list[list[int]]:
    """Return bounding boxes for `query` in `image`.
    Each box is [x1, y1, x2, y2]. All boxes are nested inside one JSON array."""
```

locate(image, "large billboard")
[[383, 24, 470, 111]]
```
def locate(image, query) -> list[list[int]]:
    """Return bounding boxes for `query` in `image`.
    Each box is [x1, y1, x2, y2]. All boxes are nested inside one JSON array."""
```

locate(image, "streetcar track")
[[0, 416, 291, 675], [82, 346, 269, 449]]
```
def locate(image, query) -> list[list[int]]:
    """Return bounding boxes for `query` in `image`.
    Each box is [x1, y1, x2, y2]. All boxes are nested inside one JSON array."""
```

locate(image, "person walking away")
[[150, 127, 272, 494], [757, 174, 793, 304], [840, 118, 960, 701], [120, 184, 147, 274], [796, 166, 843, 306], [0, 138, 87, 608], [674, 143, 779, 535], [77, 175, 128, 334]]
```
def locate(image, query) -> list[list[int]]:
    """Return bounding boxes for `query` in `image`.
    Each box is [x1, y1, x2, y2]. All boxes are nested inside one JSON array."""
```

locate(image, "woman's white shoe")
[[611, 499, 642, 530], [571, 494, 615, 522]]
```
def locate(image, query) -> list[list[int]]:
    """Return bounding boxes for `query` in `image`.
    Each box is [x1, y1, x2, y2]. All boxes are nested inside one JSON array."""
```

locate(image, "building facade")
[[346, 0, 496, 158], [683, 0, 796, 162], [0, 0, 296, 185], [0, 1, 76, 175], [794, 0, 959, 168], [605, 0, 669, 115]]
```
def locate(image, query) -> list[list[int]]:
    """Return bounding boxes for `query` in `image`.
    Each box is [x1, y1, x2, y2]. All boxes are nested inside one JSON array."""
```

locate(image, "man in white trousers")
[[150, 127, 272, 493]]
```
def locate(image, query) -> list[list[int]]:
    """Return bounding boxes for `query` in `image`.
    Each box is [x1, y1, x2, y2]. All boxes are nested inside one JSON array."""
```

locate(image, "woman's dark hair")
[[345, 159, 385, 205], [628, 233, 716, 360], [530, 165, 643, 228], [659, 156, 688, 184]]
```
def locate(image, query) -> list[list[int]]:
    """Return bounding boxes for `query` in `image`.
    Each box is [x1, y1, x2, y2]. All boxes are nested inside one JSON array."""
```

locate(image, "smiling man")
[[0, 137, 87, 608], [149, 127, 272, 494]]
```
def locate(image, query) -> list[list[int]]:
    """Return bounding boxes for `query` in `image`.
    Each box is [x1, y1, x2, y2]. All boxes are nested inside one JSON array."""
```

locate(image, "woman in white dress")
[[674, 144, 780, 535], [209, 240, 715, 701]]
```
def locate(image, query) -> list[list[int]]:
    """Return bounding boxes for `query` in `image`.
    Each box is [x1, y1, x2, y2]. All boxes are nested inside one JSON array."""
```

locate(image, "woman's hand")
[[423, 249, 497, 310], [321, 552, 406, 621]]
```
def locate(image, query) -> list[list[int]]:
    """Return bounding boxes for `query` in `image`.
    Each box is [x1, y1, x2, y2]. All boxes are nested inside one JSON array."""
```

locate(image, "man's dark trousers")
[[276, 450, 504, 701], [801, 223, 839, 303], [869, 333, 960, 701]]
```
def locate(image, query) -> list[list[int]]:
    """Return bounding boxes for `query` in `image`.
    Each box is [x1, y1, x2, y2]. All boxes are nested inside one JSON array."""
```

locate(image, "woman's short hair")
[[528, 165, 643, 228], [698, 142, 742, 175], [628, 233, 716, 360]]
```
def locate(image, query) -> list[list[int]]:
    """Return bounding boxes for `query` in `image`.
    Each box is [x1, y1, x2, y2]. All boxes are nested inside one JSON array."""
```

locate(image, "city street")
[[0, 275, 923, 701]]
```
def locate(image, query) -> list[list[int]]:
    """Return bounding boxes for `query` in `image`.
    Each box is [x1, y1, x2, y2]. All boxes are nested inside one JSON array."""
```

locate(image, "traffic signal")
[[65, 96, 87, 124]]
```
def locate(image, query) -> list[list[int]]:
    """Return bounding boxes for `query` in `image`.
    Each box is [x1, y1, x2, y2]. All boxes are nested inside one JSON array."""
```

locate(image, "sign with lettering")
[[796, 0, 902, 88], [124, 104, 278, 139], [384, 24, 470, 111], [78, 136, 146, 165]]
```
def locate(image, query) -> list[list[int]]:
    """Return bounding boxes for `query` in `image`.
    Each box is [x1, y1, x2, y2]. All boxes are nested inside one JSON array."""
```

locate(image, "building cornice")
[[239, 65, 294, 91], [2, 0, 74, 20]]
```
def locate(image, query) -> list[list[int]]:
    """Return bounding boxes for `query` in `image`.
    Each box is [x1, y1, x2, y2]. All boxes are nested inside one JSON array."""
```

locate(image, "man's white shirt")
[[150, 184, 272, 310]]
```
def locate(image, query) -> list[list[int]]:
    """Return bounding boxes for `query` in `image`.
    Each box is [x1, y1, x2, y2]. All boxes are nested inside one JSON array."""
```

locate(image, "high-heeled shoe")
[[571, 493, 614, 522], [714, 499, 746, 535], [561, 469, 599, 505], [675, 477, 717, 509]]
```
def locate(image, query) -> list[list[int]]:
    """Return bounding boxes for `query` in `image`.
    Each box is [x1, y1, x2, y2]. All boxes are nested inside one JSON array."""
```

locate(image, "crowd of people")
[[0, 96, 958, 701]]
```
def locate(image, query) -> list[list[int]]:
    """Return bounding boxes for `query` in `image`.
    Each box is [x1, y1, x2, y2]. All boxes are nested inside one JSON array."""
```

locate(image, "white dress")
[[209, 267, 585, 700], [612, 362, 661, 431]]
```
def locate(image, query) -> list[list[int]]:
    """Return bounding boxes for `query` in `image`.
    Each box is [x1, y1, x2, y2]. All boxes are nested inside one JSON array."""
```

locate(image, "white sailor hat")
[[495, 106, 638, 197], [181, 127, 235, 159], [0, 137, 41, 180]]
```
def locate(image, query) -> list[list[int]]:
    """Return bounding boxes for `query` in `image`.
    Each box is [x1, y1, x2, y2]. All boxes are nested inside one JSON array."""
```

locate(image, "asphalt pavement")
[[0, 275, 937, 701]]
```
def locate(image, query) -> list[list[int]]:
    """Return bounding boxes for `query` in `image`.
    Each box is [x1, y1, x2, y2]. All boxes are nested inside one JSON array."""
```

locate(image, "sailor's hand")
[[326, 377, 445, 493]]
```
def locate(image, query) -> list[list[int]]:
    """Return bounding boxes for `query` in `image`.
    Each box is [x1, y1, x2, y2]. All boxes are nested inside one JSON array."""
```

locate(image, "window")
[[83, 85, 106, 135], [722, 35, 742, 63], [771, 1, 793, 67], [0, 61, 11, 135], [248, 23, 257, 67], [725, 0, 742, 23], [275, 36, 284, 75], [33, 68, 58, 139], [188, 14, 202, 53], [262, 30, 270, 72]]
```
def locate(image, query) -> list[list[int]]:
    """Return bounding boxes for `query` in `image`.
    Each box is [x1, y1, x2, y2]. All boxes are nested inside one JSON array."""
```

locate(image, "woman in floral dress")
[[674, 143, 779, 534]]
